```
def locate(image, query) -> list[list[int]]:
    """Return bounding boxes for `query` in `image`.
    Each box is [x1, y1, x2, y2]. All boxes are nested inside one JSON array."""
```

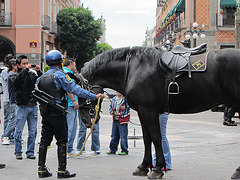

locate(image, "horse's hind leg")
[[148, 114, 165, 179]]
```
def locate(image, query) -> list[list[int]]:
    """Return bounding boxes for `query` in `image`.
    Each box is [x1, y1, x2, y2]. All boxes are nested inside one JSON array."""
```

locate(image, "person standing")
[[153, 113, 172, 171], [62, 59, 79, 156], [37, 50, 105, 178], [1, 54, 14, 145], [77, 117, 101, 154], [107, 92, 130, 155], [11, 55, 42, 160], [1, 59, 18, 144], [0, 113, 6, 169]]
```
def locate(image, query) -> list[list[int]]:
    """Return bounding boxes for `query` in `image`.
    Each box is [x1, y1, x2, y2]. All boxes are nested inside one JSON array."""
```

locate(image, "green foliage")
[[94, 43, 113, 56], [57, 6, 103, 70]]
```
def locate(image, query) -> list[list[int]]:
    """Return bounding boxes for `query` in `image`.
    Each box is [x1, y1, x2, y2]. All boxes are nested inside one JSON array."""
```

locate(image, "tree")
[[57, 6, 103, 70], [94, 42, 113, 56]]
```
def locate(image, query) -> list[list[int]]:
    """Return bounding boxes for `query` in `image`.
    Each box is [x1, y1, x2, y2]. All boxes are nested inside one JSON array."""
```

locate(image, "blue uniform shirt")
[[37, 66, 96, 103]]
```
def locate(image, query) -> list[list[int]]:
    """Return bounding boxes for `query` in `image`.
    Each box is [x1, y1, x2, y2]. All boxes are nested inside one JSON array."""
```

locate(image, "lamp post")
[[185, 22, 206, 48], [193, 0, 197, 47], [161, 39, 174, 51]]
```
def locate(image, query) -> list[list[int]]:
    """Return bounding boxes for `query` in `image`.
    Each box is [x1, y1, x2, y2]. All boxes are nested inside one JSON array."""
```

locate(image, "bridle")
[[67, 72, 103, 117]]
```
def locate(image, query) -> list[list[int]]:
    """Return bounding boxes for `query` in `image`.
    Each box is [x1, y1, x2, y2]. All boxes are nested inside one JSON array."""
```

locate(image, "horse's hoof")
[[148, 170, 164, 179], [132, 167, 149, 176], [231, 169, 240, 179]]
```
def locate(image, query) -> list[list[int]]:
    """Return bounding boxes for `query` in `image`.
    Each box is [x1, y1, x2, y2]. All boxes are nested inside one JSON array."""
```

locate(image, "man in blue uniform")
[[37, 50, 105, 178]]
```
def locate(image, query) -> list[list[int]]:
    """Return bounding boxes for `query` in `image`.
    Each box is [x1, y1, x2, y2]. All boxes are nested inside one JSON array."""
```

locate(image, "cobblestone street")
[[0, 100, 240, 180]]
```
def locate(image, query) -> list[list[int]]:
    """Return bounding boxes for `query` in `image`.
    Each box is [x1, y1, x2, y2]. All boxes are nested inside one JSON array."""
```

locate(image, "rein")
[[67, 97, 102, 157], [66, 72, 103, 157]]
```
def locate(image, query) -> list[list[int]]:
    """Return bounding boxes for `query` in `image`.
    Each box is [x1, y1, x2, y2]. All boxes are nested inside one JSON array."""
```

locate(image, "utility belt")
[[22, 104, 36, 107], [39, 100, 67, 115]]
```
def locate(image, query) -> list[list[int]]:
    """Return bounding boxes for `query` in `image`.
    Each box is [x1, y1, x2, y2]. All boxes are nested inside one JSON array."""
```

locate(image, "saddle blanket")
[[181, 52, 208, 72]]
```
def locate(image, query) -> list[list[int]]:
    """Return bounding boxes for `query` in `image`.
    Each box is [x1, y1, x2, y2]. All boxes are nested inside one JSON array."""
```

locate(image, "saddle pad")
[[181, 52, 208, 72]]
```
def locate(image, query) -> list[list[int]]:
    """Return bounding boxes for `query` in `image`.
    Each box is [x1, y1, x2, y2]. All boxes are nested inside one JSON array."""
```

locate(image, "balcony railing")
[[216, 7, 236, 27], [0, 12, 12, 27], [50, 21, 58, 34], [41, 15, 50, 30]]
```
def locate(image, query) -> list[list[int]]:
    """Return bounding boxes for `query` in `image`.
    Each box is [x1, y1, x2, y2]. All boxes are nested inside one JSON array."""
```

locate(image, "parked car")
[[0, 67, 8, 94]]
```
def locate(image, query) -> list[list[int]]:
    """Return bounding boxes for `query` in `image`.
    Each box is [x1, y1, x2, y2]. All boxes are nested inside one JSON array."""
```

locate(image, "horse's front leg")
[[132, 108, 164, 179], [148, 114, 166, 179], [132, 113, 151, 176]]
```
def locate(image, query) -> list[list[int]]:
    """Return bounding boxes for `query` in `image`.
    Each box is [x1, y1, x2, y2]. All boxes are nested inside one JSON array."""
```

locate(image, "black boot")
[[0, 163, 5, 169], [57, 142, 76, 179], [38, 144, 52, 178], [223, 106, 237, 126], [231, 166, 240, 179]]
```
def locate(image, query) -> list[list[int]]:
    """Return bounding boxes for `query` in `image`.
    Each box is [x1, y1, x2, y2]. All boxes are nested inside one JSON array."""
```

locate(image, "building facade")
[[0, 0, 81, 67], [154, 0, 237, 51]]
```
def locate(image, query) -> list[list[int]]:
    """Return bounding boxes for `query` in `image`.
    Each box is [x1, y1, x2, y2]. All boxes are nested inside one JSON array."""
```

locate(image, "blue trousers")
[[109, 121, 128, 154], [66, 106, 78, 153], [2, 101, 11, 138], [3, 103, 16, 138], [77, 113, 100, 152], [14, 105, 38, 156], [153, 113, 172, 169]]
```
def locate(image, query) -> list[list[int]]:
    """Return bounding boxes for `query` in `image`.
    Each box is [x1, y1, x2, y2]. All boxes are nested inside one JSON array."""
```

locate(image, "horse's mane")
[[81, 46, 163, 77]]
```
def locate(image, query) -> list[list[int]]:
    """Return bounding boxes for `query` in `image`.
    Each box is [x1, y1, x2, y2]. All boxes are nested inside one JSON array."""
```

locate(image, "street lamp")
[[161, 38, 174, 51], [185, 22, 206, 47], [165, 39, 170, 44]]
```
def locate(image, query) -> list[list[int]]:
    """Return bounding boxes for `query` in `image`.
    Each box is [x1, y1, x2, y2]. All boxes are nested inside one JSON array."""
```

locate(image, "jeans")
[[14, 105, 38, 156], [77, 112, 100, 152], [109, 121, 128, 154], [66, 106, 78, 153], [153, 113, 172, 169], [3, 103, 16, 138], [2, 101, 11, 138]]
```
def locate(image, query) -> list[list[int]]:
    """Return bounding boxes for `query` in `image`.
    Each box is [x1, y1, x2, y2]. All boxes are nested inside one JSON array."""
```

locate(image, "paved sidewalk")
[[0, 100, 240, 179]]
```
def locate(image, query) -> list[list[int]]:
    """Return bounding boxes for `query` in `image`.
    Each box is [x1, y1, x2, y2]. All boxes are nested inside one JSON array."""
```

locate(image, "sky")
[[81, 0, 156, 48]]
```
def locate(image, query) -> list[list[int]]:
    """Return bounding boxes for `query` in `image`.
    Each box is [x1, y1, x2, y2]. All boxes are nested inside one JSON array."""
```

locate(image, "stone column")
[[235, 10, 240, 49]]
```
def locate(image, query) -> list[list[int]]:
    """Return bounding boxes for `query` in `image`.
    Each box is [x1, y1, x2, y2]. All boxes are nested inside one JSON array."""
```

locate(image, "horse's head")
[[78, 85, 103, 128], [67, 72, 104, 128]]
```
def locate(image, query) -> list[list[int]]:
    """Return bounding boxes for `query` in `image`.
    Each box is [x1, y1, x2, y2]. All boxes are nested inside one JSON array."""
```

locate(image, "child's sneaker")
[[107, 151, 115, 155], [118, 152, 128, 155]]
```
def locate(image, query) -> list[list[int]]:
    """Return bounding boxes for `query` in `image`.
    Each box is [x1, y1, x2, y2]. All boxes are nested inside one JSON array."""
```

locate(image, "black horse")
[[81, 46, 240, 179]]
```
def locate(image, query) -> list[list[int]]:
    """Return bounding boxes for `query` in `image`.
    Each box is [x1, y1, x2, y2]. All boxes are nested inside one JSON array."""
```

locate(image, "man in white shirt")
[[1, 54, 14, 145]]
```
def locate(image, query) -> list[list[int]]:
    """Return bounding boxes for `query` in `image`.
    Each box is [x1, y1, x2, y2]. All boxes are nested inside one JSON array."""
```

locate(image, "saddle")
[[160, 43, 207, 94]]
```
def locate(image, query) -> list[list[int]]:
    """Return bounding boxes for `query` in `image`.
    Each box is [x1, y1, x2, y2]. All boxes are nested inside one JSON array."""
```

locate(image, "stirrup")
[[168, 82, 179, 94]]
